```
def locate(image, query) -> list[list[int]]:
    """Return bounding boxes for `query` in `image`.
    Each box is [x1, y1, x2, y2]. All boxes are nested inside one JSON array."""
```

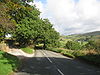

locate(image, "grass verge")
[[21, 47, 34, 54], [0, 50, 19, 75]]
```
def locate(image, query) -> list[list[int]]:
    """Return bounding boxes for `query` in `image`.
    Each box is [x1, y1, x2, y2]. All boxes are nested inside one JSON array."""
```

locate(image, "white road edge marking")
[[41, 50, 64, 75]]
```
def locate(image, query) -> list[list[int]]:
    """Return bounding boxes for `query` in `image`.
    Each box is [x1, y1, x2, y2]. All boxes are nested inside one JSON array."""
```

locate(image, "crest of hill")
[[81, 31, 100, 36], [64, 31, 100, 41], [67, 31, 100, 37]]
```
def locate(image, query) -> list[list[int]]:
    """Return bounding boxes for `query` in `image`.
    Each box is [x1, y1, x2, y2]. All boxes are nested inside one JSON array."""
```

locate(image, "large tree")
[[0, 0, 60, 48]]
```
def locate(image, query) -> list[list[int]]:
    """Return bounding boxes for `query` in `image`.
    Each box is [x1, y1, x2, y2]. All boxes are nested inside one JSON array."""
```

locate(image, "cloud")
[[34, 0, 100, 35]]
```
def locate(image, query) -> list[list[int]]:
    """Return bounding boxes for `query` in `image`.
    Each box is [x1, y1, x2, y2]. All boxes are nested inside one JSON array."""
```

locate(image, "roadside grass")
[[0, 50, 19, 75], [21, 47, 34, 54], [47, 48, 100, 66], [61, 50, 75, 58]]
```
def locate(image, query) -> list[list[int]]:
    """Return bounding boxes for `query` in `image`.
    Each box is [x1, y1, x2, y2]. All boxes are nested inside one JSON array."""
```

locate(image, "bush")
[[47, 48, 62, 53], [72, 50, 85, 57], [61, 50, 75, 58], [47, 48, 75, 58], [65, 41, 83, 50], [0, 50, 19, 75], [85, 40, 100, 51]]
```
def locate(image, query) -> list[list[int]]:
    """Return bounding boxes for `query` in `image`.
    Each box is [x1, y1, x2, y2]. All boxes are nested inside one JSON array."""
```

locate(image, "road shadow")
[[15, 55, 100, 75]]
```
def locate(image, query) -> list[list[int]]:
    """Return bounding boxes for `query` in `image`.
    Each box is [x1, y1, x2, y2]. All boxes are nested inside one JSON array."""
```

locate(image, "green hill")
[[65, 31, 100, 41], [81, 31, 100, 36]]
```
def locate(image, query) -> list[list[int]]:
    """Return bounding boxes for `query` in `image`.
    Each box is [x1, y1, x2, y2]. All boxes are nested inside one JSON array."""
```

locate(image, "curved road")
[[15, 50, 100, 75]]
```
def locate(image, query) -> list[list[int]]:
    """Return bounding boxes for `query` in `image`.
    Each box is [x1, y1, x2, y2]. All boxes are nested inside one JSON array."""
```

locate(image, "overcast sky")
[[31, 0, 100, 35]]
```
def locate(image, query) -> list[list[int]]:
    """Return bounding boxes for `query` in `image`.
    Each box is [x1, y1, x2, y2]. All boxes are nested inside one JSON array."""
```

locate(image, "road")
[[15, 50, 100, 75]]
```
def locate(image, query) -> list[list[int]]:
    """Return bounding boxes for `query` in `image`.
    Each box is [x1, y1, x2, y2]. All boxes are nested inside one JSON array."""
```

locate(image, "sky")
[[32, 0, 100, 35]]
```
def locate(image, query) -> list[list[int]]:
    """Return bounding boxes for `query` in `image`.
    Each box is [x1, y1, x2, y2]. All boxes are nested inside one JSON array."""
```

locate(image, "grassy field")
[[0, 50, 19, 75], [21, 47, 34, 54]]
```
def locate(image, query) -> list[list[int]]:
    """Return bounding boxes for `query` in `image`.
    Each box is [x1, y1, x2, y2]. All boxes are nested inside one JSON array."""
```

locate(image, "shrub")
[[47, 48, 62, 53], [73, 50, 86, 57], [85, 40, 100, 54], [65, 41, 83, 50], [47, 47, 75, 58], [85, 40, 95, 49], [0, 50, 19, 75], [61, 50, 75, 58]]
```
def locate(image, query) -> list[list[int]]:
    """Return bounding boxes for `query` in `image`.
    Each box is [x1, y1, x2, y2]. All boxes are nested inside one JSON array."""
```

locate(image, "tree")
[[14, 17, 60, 48], [0, 1, 16, 42], [13, 14, 41, 46], [41, 19, 60, 48], [5, 0, 40, 46], [0, 0, 60, 48]]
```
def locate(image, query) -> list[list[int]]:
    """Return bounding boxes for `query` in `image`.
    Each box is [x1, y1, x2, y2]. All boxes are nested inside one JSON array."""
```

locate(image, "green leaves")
[[0, 0, 60, 48], [0, 1, 17, 42], [65, 41, 83, 50]]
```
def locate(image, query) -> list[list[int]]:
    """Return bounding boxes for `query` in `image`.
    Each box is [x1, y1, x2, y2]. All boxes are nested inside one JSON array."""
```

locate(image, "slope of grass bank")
[[47, 48, 100, 66], [0, 50, 19, 75], [21, 47, 34, 54]]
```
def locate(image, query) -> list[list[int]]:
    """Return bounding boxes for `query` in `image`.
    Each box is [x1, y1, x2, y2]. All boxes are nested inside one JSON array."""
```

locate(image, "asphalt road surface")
[[15, 50, 100, 75]]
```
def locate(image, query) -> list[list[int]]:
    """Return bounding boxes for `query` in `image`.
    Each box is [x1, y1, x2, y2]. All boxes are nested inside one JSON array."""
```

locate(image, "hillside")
[[81, 31, 100, 36], [65, 31, 100, 41]]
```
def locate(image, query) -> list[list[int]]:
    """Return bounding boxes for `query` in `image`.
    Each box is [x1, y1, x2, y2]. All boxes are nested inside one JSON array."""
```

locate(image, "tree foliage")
[[0, 0, 60, 48], [0, 1, 16, 42]]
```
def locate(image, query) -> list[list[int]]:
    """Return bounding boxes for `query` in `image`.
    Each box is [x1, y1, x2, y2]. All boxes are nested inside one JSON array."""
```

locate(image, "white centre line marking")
[[57, 69, 64, 75], [41, 50, 64, 75]]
